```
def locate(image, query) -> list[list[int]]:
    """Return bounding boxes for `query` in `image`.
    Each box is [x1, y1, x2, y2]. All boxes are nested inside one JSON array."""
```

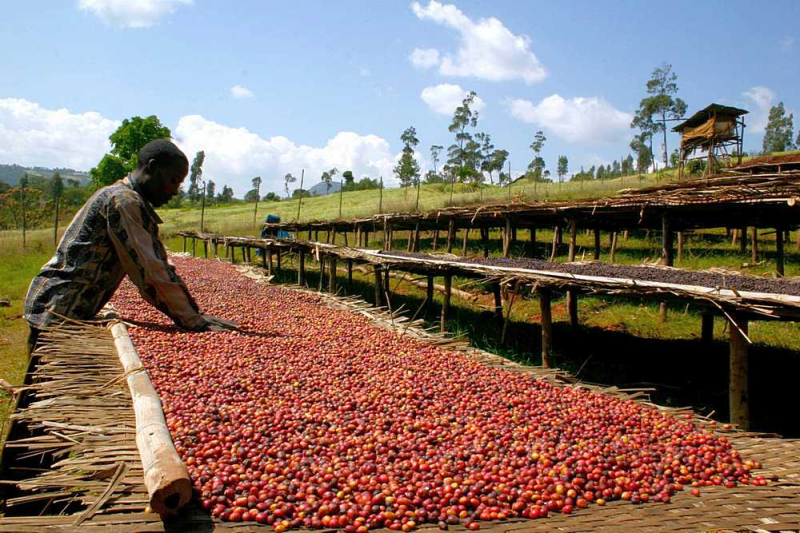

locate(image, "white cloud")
[[410, 1, 546, 84], [742, 86, 775, 132], [0, 98, 119, 170], [77, 0, 192, 28], [230, 85, 255, 100], [410, 48, 441, 69], [420, 84, 485, 116], [174, 115, 397, 194], [505, 94, 632, 143]]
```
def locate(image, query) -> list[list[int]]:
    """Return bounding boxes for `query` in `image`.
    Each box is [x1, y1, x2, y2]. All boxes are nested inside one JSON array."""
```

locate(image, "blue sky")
[[1, 0, 798, 196]]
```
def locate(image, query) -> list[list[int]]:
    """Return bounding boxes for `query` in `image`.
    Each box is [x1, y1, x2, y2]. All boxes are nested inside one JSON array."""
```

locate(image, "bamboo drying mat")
[[1, 272, 799, 531]]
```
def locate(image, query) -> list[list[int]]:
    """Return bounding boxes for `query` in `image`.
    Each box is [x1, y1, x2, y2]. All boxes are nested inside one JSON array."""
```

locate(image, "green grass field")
[[2, 172, 799, 435]]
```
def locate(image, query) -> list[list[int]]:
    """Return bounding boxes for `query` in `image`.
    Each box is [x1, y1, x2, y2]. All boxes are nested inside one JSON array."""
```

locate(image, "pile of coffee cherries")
[[112, 257, 765, 531]]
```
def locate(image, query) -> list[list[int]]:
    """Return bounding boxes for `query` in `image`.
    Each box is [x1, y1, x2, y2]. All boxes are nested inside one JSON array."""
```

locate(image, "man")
[[24, 139, 233, 354]]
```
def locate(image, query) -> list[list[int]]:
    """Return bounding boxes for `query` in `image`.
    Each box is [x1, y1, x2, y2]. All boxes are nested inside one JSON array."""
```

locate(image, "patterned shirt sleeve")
[[106, 193, 205, 330]]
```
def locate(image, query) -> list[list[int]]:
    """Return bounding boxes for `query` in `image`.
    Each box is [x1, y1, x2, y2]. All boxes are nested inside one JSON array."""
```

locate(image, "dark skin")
[[130, 156, 237, 332]]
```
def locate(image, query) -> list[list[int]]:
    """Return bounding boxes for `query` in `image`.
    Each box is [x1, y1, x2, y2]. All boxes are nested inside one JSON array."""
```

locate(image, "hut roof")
[[672, 103, 748, 132]]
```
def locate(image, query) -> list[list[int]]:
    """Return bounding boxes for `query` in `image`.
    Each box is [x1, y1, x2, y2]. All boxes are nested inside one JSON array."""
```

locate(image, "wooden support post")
[[182, 236, 187, 253], [550, 225, 560, 262], [511, 226, 517, 245], [344, 232, 349, 247], [593, 229, 601, 260], [530, 227, 536, 258], [481, 228, 489, 258], [328, 256, 337, 294], [330, 229, 337, 245], [213, 241, 218, 258], [677, 232, 684, 263], [492, 283, 502, 318], [308, 230, 313, 241], [567, 289, 578, 328], [276, 250, 281, 270], [203, 241, 208, 258], [751, 227, 759, 263], [383, 219, 389, 250], [347, 259, 353, 285], [298, 249, 306, 285], [388, 227, 394, 251], [230, 245, 236, 264], [461, 228, 470, 257], [407, 229, 414, 252], [413, 222, 421, 252], [740, 226, 747, 254], [446, 219, 456, 253], [503, 218, 512, 258], [364, 231, 369, 248], [318, 255, 325, 292], [356, 225, 361, 247], [191, 237, 196, 257], [776, 227, 785, 277], [267, 248, 273, 276], [433, 229, 439, 251], [662, 215, 673, 266], [426, 275, 434, 310], [373, 266, 383, 307], [610, 232, 618, 263], [660, 302, 668, 322], [729, 314, 749, 430], [568, 221, 577, 262], [261, 246, 267, 269], [701, 312, 714, 344], [539, 289, 552, 368], [314, 230, 319, 242], [441, 274, 452, 333]]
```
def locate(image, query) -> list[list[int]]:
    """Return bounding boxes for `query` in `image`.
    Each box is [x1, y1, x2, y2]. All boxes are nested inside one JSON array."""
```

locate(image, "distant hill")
[[308, 180, 342, 196], [0, 163, 92, 186]]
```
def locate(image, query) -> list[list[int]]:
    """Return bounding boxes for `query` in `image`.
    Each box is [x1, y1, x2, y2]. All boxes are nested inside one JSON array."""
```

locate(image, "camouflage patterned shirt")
[[24, 176, 204, 330]]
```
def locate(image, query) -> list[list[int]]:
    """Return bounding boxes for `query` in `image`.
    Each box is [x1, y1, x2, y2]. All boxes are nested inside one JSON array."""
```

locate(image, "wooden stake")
[[503, 218, 511, 258], [701, 312, 714, 344], [776, 227, 785, 277], [318, 255, 325, 292], [539, 289, 552, 368], [593, 229, 601, 260], [660, 302, 668, 322], [441, 274, 452, 333], [373, 266, 383, 307], [568, 221, 577, 262], [461, 228, 470, 257], [446, 219, 456, 253], [729, 314, 749, 430], [567, 289, 578, 328], [481, 227, 489, 258], [328, 256, 337, 294], [432, 229, 439, 251], [413, 222, 421, 252], [662, 215, 673, 266], [182, 236, 187, 253], [550, 225, 560, 262], [298, 249, 306, 285], [610, 232, 618, 263]]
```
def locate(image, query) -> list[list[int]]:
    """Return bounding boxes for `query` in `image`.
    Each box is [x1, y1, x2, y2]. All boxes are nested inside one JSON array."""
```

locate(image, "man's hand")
[[201, 314, 239, 332]]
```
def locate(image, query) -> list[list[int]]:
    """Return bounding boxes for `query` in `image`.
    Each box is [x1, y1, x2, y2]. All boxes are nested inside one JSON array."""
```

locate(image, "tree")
[[527, 131, 547, 181], [486, 149, 509, 185], [342, 170, 354, 186], [67, 178, 81, 188], [448, 92, 479, 182], [91, 115, 171, 188], [596, 165, 606, 180], [630, 134, 652, 177], [557, 156, 569, 184], [284, 173, 297, 199], [430, 144, 444, 181], [206, 180, 215, 205], [188, 151, 205, 204], [320, 168, 338, 195], [292, 188, 308, 199], [50, 172, 64, 245], [394, 126, 421, 189], [474, 132, 494, 184], [762, 102, 796, 153], [635, 64, 686, 167], [251, 176, 262, 226], [218, 185, 234, 203]]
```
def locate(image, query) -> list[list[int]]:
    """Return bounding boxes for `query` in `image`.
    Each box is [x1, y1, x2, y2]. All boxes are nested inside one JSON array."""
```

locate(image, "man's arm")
[[106, 194, 206, 330]]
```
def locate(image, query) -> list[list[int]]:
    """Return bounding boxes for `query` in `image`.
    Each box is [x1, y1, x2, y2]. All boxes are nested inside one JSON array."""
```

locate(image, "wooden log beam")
[[729, 314, 750, 430], [539, 289, 552, 368], [441, 274, 452, 333], [109, 321, 192, 516]]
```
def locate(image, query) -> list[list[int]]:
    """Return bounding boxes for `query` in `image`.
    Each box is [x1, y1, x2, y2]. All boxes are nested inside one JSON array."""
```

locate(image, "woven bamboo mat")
[[1, 269, 800, 531]]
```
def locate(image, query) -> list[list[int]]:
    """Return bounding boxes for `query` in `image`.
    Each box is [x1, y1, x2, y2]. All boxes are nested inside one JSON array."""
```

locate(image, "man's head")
[[134, 139, 189, 207]]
